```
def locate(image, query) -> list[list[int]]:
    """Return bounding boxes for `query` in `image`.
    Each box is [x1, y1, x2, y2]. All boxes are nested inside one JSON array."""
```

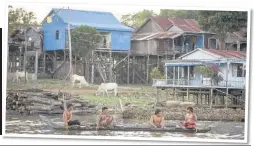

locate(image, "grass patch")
[[7, 79, 155, 92], [80, 94, 155, 107]]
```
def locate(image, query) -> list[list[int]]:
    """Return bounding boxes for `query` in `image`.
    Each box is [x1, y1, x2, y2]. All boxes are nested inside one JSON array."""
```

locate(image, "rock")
[[166, 100, 181, 108], [179, 102, 196, 107]]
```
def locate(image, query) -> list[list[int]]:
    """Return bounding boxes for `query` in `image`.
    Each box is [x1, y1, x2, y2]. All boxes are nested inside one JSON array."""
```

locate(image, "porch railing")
[[152, 79, 245, 89]]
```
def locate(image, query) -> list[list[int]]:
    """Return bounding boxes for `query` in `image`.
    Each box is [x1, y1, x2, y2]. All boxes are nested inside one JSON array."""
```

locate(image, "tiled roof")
[[132, 32, 183, 40], [151, 17, 201, 32], [203, 49, 246, 59]]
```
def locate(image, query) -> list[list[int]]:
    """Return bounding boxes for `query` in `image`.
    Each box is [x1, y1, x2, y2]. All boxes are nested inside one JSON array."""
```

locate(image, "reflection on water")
[[5, 114, 245, 140]]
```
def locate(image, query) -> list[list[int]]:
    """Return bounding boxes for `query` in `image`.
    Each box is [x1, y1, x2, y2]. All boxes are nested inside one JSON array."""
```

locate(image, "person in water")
[[180, 107, 197, 129], [63, 104, 80, 129], [150, 109, 165, 128], [96, 107, 114, 130]]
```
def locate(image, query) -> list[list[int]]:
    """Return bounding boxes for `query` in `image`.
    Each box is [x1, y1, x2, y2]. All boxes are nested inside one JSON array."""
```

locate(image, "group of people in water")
[[63, 104, 197, 130]]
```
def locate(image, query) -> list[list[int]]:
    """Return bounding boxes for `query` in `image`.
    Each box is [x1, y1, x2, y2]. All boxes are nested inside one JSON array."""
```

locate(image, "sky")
[[9, 3, 161, 23]]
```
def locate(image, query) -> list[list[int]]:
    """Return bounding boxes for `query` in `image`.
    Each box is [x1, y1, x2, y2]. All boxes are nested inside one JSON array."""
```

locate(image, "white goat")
[[95, 83, 118, 97], [72, 74, 89, 88], [14, 70, 28, 83]]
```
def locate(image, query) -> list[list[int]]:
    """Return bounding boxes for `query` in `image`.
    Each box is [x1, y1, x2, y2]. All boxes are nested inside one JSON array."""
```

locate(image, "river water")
[[5, 113, 245, 140]]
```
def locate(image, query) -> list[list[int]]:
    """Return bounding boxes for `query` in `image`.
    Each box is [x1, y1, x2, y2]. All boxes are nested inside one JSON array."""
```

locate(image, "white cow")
[[72, 74, 89, 88], [14, 70, 28, 83], [95, 83, 118, 97], [154, 80, 166, 86]]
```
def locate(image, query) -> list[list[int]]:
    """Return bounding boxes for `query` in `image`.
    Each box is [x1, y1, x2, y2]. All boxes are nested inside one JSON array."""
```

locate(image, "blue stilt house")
[[42, 8, 133, 52]]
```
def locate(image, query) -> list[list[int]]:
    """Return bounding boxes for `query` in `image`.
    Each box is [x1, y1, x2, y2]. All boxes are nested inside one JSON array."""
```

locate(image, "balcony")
[[152, 79, 245, 89]]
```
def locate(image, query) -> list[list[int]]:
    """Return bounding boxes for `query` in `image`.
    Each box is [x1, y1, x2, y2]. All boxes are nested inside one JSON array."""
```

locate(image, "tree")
[[150, 67, 164, 79], [8, 7, 38, 35], [197, 11, 247, 48], [71, 25, 102, 59], [159, 9, 197, 19], [198, 11, 247, 34], [121, 9, 157, 28]]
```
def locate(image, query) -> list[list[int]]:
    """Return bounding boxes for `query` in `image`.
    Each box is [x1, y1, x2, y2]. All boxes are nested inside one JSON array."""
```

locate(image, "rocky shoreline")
[[6, 89, 245, 122], [122, 105, 245, 122]]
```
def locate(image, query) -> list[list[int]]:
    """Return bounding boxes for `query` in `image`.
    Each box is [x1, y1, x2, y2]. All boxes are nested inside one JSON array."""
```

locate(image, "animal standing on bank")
[[71, 74, 89, 88], [14, 70, 29, 83], [95, 83, 118, 97]]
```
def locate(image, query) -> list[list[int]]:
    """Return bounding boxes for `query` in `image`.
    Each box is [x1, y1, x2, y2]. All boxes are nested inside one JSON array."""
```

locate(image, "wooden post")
[[187, 88, 189, 101], [187, 66, 190, 85], [173, 67, 175, 85], [24, 28, 27, 83], [19, 47, 22, 71], [226, 60, 229, 108], [109, 50, 113, 82], [91, 51, 94, 84], [34, 51, 38, 80], [127, 52, 130, 85], [177, 66, 180, 85], [157, 55, 159, 68], [146, 55, 150, 83], [165, 66, 168, 80], [132, 56, 135, 84], [210, 89, 213, 108], [43, 52, 46, 73]]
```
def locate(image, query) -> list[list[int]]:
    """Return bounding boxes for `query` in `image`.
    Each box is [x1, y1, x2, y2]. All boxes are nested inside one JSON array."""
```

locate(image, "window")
[[31, 42, 34, 48], [233, 64, 245, 77], [164, 39, 169, 50], [56, 30, 59, 40], [103, 36, 107, 48]]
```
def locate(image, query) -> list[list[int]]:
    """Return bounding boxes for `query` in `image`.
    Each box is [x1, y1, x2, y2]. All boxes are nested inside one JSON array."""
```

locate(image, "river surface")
[[5, 113, 245, 140]]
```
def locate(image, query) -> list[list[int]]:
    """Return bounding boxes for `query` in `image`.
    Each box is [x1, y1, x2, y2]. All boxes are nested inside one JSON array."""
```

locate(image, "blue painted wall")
[[196, 35, 204, 48], [110, 31, 131, 51], [42, 10, 132, 52], [43, 15, 67, 51]]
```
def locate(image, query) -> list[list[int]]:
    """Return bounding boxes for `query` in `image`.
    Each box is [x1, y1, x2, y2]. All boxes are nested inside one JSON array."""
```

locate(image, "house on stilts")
[[42, 8, 133, 83], [153, 48, 246, 108]]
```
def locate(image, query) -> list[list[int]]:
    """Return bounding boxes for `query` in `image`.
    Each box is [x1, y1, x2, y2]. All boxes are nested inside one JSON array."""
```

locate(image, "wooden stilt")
[[146, 55, 150, 83], [91, 51, 94, 84], [127, 52, 130, 85], [210, 89, 213, 108], [187, 88, 190, 101], [43, 52, 46, 73], [35, 51, 38, 80], [132, 56, 135, 84]]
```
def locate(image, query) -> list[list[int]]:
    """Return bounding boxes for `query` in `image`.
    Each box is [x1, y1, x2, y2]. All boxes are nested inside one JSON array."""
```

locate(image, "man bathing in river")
[[63, 104, 80, 129], [150, 109, 165, 128], [180, 107, 197, 129], [96, 107, 114, 130]]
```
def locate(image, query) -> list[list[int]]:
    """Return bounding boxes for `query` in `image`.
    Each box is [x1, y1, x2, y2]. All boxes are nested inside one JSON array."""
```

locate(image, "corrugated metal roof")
[[203, 49, 246, 59], [131, 32, 183, 41], [151, 17, 201, 32], [50, 8, 133, 32]]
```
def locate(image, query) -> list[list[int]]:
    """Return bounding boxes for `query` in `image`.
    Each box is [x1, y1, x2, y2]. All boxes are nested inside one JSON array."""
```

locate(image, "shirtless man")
[[96, 107, 114, 130], [63, 104, 80, 129], [150, 109, 165, 128], [180, 107, 197, 129]]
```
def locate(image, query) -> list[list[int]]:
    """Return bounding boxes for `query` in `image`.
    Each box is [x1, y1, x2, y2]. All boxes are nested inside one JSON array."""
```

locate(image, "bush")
[[150, 67, 163, 79]]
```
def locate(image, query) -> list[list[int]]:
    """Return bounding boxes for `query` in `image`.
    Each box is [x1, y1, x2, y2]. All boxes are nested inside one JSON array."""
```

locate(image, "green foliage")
[[197, 11, 247, 37], [159, 9, 197, 19], [194, 65, 223, 84], [194, 66, 213, 78], [71, 25, 102, 58], [8, 7, 38, 35], [121, 9, 157, 28], [150, 67, 164, 79]]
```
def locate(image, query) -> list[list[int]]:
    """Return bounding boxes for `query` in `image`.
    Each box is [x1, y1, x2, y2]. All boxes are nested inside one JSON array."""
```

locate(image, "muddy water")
[[5, 114, 244, 140]]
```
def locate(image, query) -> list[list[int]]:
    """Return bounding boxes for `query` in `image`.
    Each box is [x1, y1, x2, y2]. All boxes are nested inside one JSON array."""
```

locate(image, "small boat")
[[39, 115, 211, 133]]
